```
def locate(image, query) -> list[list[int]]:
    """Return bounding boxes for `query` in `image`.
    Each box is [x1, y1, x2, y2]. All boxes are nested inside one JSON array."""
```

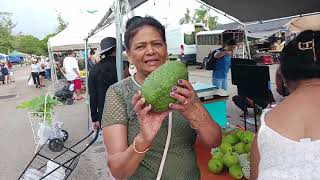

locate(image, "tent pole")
[[242, 24, 251, 59], [84, 39, 90, 132], [115, 0, 124, 81], [47, 42, 56, 91]]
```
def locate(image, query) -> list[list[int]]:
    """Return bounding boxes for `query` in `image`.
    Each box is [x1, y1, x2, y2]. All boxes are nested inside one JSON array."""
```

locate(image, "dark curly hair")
[[124, 16, 166, 49], [280, 30, 320, 82]]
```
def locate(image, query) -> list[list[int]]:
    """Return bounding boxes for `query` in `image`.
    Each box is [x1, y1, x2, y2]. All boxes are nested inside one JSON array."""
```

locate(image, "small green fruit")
[[229, 165, 244, 179], [222, 152, 238, 168], [240, 131, 254, 143], [234, 142, 246, 154], [235, 129, 243, 138], [222, 134, 240, 145], [212, 150, 224, 160], [208, 158, 224, 174], [244, 142, 252, 153], [220, 142, 233, 154]]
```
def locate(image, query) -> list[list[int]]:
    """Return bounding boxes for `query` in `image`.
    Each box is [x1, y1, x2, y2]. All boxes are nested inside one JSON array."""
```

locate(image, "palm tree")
[[179, 8, 194, 25], [194, 6, 207, 24], [194, 6, 218, 30], [208, 16, 218, 30]]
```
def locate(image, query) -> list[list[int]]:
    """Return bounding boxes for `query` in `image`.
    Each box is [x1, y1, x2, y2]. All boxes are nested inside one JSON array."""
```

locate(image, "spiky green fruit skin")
[[141, 61, 188, 112]]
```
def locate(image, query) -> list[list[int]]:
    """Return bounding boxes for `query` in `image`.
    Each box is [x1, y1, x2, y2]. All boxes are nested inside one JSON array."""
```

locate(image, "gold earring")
[[129, 64, 135, 69]]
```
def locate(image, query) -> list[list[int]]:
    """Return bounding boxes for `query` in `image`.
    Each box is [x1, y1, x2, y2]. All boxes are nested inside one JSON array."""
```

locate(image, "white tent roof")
[[48, 13, 116, 52], [216, 18, 291, 38]]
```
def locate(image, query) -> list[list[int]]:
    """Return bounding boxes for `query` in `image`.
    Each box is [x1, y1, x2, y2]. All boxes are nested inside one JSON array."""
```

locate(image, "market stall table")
[[192, 83, 246, 179], [192, 83, 229, 128]]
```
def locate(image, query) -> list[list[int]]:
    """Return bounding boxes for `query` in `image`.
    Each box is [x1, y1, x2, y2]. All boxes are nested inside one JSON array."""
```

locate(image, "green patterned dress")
[[102, 76, 200, 180]]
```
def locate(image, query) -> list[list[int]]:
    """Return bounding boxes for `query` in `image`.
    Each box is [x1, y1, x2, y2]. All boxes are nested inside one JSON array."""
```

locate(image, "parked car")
[[9, 56, 23, 64]]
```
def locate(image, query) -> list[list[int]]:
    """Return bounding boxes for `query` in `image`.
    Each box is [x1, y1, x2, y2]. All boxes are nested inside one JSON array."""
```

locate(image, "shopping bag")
[[43, 160, 65, 180], [23, 168, 43, 180], [37, 122, 54, 145], [28, 77, 34, 86]]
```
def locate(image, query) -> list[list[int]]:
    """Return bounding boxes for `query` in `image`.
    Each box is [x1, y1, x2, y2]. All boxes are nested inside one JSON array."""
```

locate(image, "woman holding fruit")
[[101, 16, 222, 179], [250, 30, 320, 179]]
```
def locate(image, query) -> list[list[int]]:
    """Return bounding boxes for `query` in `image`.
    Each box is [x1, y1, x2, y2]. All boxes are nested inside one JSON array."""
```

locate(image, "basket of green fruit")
[[208, 129, 254, 179]]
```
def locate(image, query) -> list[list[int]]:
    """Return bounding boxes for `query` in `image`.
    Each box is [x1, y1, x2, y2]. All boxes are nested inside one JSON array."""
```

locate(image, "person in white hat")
[[30, 58, 40, 88]]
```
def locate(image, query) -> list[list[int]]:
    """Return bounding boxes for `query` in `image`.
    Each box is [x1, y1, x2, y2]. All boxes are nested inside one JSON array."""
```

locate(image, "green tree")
[[40, 33, 57, 54], [193, 6, 218, 30], [194, 6, 207, 24], [56, 13, 68, 33], [13, 35, 45, 55], [179, 8, 194, 25], [0, 12, 16, 54], [208, 16, 218, 30]]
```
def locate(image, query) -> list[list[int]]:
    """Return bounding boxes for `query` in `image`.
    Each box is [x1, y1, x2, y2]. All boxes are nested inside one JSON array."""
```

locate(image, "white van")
[[165, 24, 198, 64]]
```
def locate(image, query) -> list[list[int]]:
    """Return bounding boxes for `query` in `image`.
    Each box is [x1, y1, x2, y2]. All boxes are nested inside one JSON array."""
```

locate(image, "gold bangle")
[[132, 136, 150, 154]]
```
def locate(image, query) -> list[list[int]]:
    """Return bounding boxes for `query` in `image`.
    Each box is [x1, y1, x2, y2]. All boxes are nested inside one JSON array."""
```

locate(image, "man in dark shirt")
[[88, 37, 129, 130], [87, 49, 96, 71]]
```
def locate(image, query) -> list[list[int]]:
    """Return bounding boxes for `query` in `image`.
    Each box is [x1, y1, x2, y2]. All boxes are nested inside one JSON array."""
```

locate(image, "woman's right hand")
[[132, 90, 171, 146]]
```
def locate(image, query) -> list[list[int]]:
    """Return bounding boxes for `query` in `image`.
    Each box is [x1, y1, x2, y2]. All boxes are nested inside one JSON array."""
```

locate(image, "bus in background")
[[166, 24, 206, 64], [195, 29, 245, 64]]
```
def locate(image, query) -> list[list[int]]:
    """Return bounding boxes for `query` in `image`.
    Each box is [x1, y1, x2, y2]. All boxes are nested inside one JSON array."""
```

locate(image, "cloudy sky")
[[1, 0, 233, 39]]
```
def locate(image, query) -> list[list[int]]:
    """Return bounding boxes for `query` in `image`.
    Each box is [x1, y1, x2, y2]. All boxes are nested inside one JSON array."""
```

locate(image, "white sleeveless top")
[[257, 110, 320, 180]]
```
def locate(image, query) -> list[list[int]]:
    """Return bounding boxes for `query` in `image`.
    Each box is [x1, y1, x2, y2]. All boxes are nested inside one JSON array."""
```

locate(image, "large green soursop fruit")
[[141, 61, 188, 112]]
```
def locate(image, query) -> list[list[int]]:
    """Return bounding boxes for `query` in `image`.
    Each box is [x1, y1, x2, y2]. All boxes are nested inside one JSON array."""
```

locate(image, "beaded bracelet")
[[132, 135, 150, 154]]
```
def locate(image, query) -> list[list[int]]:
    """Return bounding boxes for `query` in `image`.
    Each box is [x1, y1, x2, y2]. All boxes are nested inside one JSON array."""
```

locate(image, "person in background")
[[30, 59, 40, 88], [87, 49, 96, 71], [7, 61, 14, 83], [102, 16, 221, 179], [92, 50, 101, 64], [45, 58, 51, 80], [63, 50, 83, 100], [250, 30, 320, 179], [212, 39, 237, 91], [38, 57, 46, 87], [0, 60, 9, 85], [89, 37, 130, 130]]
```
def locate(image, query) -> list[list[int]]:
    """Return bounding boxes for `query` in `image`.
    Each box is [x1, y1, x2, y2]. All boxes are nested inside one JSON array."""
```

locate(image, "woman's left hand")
[[169, 79, 198, 114]]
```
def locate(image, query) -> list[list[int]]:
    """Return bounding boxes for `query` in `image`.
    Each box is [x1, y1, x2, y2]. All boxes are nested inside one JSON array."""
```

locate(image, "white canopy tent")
[[48, 13, 117, 52], [47, 13, 117, 130], [215, 18, 292, 39]]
